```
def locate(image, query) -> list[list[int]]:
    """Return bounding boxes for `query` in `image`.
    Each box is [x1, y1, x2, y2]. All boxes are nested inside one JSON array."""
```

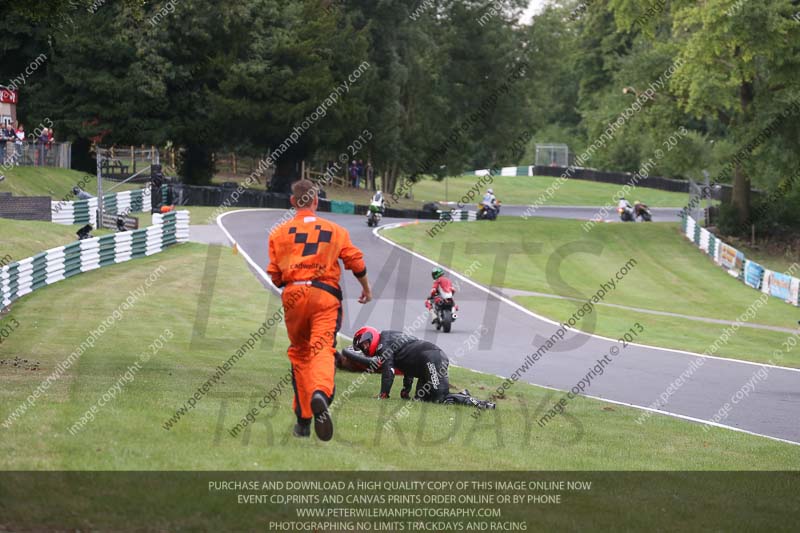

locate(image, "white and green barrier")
[[51, 185, 169, 226], [438, 210, 477, 221], [0, 211, 189, 310], [681, 215, 799, 306], [471, 166, 533, 177]]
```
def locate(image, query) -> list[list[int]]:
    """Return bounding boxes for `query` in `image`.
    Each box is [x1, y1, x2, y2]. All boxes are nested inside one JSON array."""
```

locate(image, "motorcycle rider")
[[480, 188, 499, 219], [347, 327, 495, 409], [72, 186, 94, 200], [371, 190, 385, 212], [633, 200, 649, 221], [366, 190, 385, 226], [618, 197, 634, 221], [426, 267, 457, 324]]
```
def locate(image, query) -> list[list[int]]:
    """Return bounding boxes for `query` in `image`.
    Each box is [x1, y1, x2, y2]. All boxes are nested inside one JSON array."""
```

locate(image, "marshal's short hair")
[[291, 179, 318, 208]]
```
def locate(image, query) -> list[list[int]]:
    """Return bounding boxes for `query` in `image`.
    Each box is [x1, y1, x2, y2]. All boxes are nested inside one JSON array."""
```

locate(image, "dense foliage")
[[2, 0, 798, 233]]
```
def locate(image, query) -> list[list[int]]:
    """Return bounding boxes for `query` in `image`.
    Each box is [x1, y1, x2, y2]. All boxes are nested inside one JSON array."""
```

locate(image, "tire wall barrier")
[[437, 210, 477, 221], [0, 210, 190, 310], [51, 185, 169, 226], [682, 215, 799, 306]]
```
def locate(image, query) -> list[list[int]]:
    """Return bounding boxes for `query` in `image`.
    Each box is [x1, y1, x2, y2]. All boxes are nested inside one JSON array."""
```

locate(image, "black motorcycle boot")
[[311, 391, 334, 441], [293, 418, 311, 438]]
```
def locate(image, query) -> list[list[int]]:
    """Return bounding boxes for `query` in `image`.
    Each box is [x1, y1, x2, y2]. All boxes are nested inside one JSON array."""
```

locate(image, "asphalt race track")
[[218, 208, 800, 445], [499, 205, 679, 222]]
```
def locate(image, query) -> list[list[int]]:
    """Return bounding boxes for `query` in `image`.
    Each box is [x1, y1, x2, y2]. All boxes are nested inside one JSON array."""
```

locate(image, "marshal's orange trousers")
[[283, 284, 341, 421]]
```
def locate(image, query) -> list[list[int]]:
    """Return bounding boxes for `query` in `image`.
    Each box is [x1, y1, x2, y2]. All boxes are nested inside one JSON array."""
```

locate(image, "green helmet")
[[432, 267, 445, 280]]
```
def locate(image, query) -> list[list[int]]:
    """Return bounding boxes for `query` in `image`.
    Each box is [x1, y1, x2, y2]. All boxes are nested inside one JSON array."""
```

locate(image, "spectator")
[[366, 161, 375, 190], [37, 128, 48, 166], [324, 160, 335, 184], [4, 123, 15, 164], [47, 128, 55, 164], [14, 123, 24, 164], [0, 122, 8, 164], [2, 123, 13, 165], [357, 159, 364, 188], [349, 160, 358, 188]]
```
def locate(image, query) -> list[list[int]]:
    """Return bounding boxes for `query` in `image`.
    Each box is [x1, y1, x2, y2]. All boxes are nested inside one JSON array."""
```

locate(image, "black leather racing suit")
[[340, 331, 496, 409], [374, 331, 450, 402]]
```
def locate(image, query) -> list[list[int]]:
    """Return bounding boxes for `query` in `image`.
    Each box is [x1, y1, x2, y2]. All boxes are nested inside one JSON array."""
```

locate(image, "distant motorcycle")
[[432, 287, 458, 333], [618, 204, 635, 222], [477, 201, 501, 221], [366, 197, 383, 227], [634, 202, 652, 222]]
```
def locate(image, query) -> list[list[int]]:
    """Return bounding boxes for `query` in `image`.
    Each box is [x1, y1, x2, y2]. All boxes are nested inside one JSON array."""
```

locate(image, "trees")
[[3, 0, 797, 235], [607, 0, 800, 224]]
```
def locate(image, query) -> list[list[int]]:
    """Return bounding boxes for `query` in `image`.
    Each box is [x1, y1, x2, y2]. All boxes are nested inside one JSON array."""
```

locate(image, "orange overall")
[[267, 209, 367, 422]]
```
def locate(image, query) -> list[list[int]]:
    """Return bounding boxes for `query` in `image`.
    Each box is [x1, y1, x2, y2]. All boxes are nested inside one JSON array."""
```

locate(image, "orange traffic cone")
[[232, 242, 238, 255]]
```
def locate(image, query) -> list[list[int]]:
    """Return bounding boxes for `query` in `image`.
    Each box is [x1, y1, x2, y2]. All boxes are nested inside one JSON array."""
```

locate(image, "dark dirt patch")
[[0, 356, 40, 371]]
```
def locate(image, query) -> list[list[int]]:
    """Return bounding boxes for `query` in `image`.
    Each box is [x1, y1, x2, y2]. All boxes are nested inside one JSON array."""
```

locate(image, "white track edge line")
[[453, 364, 800, 447]]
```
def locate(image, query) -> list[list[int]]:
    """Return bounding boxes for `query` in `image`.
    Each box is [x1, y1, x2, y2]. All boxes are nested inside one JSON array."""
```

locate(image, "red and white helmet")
[[353, 326, 381, 356]]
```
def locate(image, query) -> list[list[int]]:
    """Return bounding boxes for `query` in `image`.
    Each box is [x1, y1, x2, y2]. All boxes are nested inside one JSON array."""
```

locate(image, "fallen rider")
[[338, 327, 496, 409]]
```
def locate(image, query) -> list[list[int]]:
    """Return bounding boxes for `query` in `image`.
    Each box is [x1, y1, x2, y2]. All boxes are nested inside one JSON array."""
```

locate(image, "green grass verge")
[[0, 218, 113, 261], [405, 174, 691, 207], [384, 218, 800, 366], [172, 205, 245, 225], [0, 166, 139, 198], [516, 295, 797, 367], [1, 242, 799, 470]]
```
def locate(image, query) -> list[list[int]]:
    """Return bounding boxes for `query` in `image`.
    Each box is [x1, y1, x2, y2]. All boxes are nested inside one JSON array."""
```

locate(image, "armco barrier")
[[51, 185, 169, 226], [0, 211, 189, 310], [681, 214, 799, 306]]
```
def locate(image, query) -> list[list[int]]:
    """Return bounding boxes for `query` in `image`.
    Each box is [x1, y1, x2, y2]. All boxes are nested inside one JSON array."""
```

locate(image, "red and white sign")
[[0, 89, 19, 104]]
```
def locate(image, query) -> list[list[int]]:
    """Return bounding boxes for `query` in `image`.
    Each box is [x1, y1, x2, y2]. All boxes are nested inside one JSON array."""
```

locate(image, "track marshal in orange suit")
[[267, 179, 372, 441]]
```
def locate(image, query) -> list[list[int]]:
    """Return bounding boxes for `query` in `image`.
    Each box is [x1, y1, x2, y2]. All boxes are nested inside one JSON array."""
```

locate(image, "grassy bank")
[[0, 166, 139, 198], [384, 218, 800, 366]]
